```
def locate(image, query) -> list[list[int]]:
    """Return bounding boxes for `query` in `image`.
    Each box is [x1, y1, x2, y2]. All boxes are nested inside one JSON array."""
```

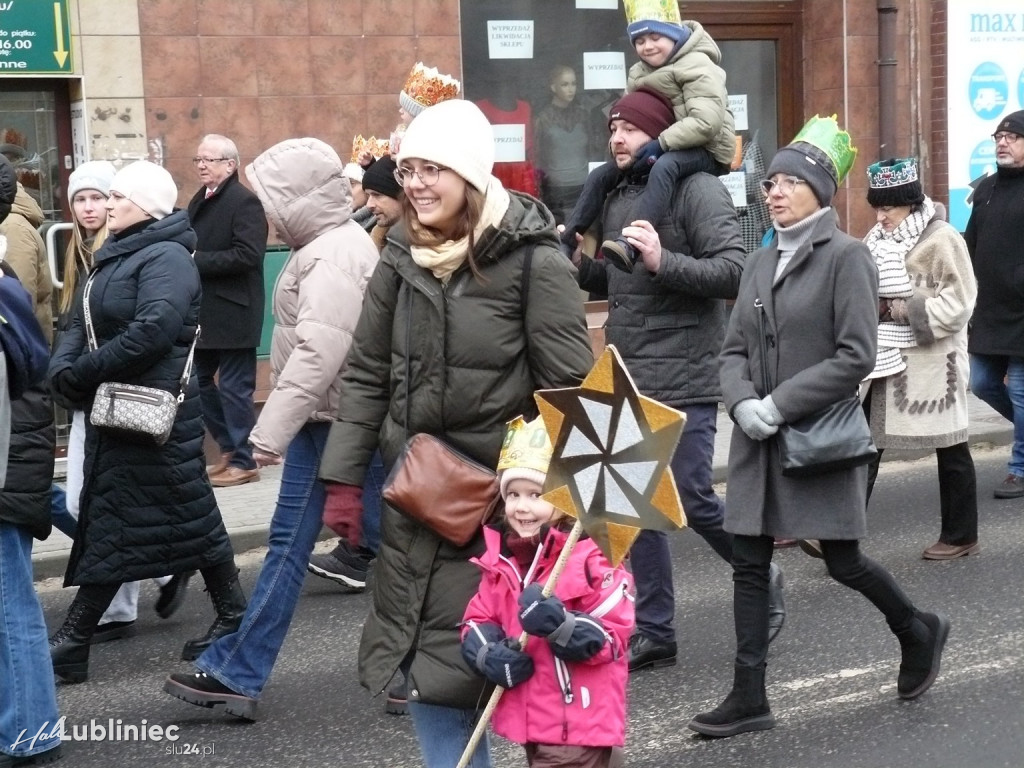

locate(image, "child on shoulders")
[[560, 2, 736, 273]]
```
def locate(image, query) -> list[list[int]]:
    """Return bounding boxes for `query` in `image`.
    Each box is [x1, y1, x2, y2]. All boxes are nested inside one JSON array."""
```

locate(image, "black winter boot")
[[895, 611, 950, 699], [49, 595, 109, 683], [181, 568, 247, 661], [688, 664, 776, 737]]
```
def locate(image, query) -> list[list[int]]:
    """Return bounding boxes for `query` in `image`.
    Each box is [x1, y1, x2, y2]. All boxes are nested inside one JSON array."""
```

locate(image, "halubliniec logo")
[[11, 717, 182, 753]]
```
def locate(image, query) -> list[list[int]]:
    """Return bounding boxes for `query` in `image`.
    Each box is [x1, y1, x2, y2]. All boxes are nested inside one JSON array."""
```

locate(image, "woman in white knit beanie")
[[317, 97, 594, 768]]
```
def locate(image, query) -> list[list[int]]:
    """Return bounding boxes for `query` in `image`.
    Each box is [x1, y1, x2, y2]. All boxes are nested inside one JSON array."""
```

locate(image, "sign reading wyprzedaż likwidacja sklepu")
[[0, 0, 72, 74]]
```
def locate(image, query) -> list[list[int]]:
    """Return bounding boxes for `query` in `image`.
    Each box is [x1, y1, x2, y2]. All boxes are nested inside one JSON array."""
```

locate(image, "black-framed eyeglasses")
[[760, 176, 807, 196], [192, 157, 231, 166], [992, 131, 1022, 144], [393, 164, 447, 187]]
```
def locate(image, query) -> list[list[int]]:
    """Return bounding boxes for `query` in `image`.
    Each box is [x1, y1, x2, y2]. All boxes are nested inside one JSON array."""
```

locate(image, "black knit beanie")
[[765, 141, 839, 206], [361, 156, 402, 200], [866, 157, 924, 208]]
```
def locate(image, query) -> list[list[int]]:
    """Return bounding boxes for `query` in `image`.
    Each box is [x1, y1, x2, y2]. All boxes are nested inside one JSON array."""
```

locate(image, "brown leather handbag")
[[381, 249, 535, 547], [382, 433, 501, 548]]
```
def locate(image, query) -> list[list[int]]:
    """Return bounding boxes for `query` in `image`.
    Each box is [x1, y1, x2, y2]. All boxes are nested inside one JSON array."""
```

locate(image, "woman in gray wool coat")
[[689, 121, 950, 738]]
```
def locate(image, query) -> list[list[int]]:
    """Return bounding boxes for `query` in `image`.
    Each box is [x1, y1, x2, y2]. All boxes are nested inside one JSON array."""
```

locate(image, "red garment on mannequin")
[[476, 99, 538, 196]]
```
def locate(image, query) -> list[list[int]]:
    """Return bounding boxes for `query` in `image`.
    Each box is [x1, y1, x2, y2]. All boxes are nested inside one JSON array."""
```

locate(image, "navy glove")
[[519, 584, 608, 662], [634, 139, 665, 167], [461, 621, 534, 689], [51, 367, 91, 407], [518, 583, 567, 637]]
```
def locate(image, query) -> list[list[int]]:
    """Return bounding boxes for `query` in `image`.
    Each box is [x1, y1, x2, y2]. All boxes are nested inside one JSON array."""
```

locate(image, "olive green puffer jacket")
[[319, 190, 593, 707]]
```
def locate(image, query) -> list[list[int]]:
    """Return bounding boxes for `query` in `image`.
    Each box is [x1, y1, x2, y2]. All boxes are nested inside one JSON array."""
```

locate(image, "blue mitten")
[[634, 139, 665, 167], [461, 621, 534, 689], [517, 583, 567, 637], [549, 612, 608, 662], [519, 584, 609, 662]]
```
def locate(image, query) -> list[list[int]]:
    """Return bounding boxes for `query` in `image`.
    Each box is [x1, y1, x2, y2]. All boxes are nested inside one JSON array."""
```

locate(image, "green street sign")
[[0, 0, 72, 74]]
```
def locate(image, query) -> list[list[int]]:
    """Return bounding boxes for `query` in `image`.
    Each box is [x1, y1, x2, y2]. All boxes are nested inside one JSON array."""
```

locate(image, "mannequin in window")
[[476, 79, 539, 197], [534, 65, 592, 225]]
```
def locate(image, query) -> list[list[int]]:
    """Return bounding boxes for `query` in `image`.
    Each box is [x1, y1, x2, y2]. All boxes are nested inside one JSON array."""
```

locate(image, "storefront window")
[[0, 89, 60, 220], [460, 1, 630, 223]]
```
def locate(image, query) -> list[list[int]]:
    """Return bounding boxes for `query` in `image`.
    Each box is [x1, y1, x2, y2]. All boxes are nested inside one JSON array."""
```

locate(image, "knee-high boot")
[[50, 585, 119, 684], [181, 563, 247, 661]]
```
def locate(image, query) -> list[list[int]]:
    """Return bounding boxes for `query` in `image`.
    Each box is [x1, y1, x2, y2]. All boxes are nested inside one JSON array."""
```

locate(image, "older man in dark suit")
[[188, 134, 269, 487]]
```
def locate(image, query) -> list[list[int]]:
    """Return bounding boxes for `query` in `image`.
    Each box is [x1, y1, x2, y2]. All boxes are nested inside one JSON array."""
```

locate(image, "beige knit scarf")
[[409, 176, 511, 283]]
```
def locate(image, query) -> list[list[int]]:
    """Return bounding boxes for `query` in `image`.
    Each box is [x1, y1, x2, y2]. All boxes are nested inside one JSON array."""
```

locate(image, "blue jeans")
[[0, 524, 61, 761], [196, 421, 330, 698], [631, 404, 732, 644], [195, 348, 258, 470], [408, 701, 492, 768], [970, 353, 1024, 476]]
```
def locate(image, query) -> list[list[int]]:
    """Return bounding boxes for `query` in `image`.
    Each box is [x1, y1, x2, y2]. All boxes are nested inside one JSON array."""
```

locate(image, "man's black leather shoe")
[[627, 633, 677, 672]]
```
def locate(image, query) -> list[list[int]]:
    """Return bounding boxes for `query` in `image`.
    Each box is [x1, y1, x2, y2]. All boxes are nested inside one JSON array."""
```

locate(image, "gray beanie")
[[766, 141, 839, 206]]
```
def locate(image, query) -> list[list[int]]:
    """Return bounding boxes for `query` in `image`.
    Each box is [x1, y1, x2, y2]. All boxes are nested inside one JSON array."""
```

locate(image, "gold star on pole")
[[534, 345, 687, 566]]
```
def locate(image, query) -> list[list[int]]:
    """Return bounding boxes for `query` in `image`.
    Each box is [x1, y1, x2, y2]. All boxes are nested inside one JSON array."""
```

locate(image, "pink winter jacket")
[[462, 525, 634, 748]]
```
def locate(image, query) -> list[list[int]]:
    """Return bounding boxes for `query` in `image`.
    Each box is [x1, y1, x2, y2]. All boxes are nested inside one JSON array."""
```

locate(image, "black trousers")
[[732, 535, 917, 668], [866, 442, 978, 545]]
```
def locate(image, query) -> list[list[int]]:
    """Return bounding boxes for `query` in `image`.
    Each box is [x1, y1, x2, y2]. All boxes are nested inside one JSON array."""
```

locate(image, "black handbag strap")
[[402, 246, 534, 437], [755, 297, 773, 394], [82, 271, 201, 403]]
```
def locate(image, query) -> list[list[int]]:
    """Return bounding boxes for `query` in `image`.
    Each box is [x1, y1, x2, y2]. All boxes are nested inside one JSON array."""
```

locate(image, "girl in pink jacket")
[[461, 417, 635, 768]]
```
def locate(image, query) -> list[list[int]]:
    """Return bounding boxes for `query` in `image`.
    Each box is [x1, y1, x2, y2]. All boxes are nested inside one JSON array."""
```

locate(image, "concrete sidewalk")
[[32, 392, 1014, 581]]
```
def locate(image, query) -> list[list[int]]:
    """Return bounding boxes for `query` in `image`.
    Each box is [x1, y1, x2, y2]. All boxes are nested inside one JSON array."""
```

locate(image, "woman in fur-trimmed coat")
[[863, 176, 979, 560]]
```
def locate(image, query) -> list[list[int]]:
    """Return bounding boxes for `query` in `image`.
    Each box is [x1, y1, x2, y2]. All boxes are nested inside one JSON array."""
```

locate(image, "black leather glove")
[[461, 621, 534, 689]]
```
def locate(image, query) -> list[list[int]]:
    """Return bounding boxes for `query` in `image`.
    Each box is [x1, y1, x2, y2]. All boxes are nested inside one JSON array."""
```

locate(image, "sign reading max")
[[0, 0, 72, 73]]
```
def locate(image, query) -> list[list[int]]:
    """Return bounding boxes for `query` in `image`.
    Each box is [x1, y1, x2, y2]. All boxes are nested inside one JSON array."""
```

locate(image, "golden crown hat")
[[791, 114, 858, 184], [350, 135, 391, 163], [400, 62, 461, 111], [497, 415, 553, 475], [623, 0, 682, 26]]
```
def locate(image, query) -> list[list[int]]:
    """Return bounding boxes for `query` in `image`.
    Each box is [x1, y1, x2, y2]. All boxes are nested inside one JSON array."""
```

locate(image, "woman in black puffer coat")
[[47, 161, 245, 684]]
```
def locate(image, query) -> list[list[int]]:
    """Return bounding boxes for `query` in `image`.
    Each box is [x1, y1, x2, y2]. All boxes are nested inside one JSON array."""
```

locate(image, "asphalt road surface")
[[31, 449, 1024, 767]]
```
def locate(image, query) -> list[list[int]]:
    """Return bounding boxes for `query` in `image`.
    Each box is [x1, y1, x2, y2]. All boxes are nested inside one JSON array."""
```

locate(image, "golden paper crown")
[[623, 0, 682, 26], [497, 415, 552, 475], [791, 114, 858, 184], [350, 134, 391, 163], [400, 62, 461, 111]]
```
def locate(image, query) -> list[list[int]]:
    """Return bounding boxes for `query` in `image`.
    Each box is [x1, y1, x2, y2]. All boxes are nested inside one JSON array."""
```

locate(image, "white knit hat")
[[397, 100, 494, 192], [500, 467, 547, 502], [68, 160, 116, 200], [342, 162, 364, 183], [109, 161, 178, 220]]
